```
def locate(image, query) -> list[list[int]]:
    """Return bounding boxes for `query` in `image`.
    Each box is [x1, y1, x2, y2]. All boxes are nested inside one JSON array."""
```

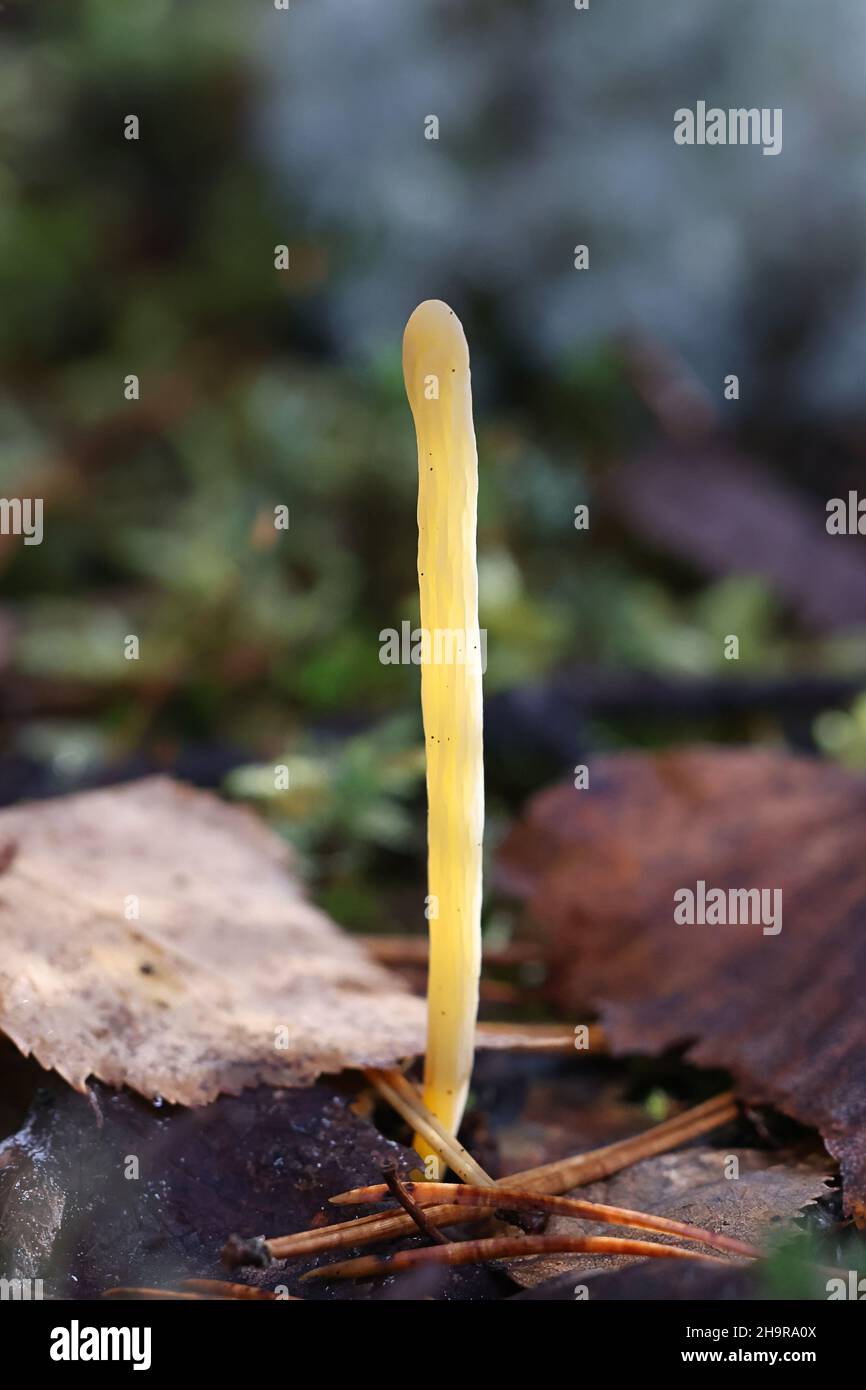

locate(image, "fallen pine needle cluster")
[[331, 1180, 760, 1259], [223, 1083, 748, 1283]]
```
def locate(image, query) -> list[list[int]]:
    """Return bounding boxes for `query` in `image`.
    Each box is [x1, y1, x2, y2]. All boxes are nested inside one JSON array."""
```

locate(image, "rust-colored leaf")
[[499, 746, 866, 1220]]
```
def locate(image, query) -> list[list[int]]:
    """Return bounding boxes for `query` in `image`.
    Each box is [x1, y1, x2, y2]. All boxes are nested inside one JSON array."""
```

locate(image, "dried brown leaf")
[[499, 747, 865, 1216]]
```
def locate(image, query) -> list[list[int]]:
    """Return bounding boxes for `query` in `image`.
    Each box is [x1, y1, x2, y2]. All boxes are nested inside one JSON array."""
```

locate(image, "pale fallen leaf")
[[0, 777, 507, 1104]]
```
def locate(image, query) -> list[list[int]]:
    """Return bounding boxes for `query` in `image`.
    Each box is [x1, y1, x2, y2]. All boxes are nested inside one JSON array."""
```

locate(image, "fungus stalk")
[[403, 300, 484, 1162]]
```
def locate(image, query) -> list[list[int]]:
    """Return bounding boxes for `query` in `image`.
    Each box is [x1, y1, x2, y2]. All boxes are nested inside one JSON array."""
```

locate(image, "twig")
[[106, 1279, 292, 1300], [476, 1021, 598, 1052], [364, 1067, 495, 1186], [361, 936, 541, 968], [182, 1279, 288, 1300], [507, 1090, 738, 1194], [619, 329, 716, 443], [381, 1163, 448, 1245], [385, 969, 522, 1004], [104, 1288, 211, 1301], [302, 1233, 729, 1283], [329, 1180, 759, 1259]]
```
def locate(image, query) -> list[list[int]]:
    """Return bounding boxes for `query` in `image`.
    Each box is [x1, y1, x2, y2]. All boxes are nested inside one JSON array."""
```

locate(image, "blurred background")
[[2, 0, 866, 934]]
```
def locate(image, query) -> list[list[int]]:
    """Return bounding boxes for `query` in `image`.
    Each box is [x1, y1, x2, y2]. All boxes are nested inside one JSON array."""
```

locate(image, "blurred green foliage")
[[814, 693, 866, 767], [2, 1, 862, 931]]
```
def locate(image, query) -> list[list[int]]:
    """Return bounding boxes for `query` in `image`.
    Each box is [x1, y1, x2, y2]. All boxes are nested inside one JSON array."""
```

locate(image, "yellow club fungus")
[[402, 300, 484, 1165]]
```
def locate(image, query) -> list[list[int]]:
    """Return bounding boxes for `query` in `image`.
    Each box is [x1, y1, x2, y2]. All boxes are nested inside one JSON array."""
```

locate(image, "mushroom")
[[402, 300, 484, 1163]]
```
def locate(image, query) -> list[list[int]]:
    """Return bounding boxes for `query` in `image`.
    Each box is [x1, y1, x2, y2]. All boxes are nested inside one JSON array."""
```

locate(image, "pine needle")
[[301, 1232, 729, 1283]]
